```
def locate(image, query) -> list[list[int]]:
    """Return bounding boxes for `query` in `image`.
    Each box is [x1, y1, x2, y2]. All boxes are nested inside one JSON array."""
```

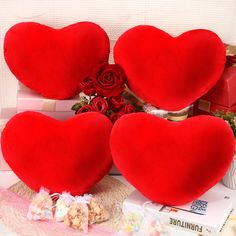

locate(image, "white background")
[[0, 0, 236, 108]]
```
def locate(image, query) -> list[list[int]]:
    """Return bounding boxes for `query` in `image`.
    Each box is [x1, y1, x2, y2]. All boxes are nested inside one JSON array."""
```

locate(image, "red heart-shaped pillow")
[[114, 26, 225, 111], [110, 113, 235, 205], [4, 22, 110, 99], [1, 112, 113, 194]]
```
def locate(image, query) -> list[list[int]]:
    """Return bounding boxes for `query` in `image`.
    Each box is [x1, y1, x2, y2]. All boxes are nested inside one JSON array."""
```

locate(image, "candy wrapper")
[[63, 196, 89, 232], [84, 194, 110, 224], [27, 189, 109, 232], [138, 214, 171, 236], [27, 187, 53, 221], [54, 192, 74, 222]]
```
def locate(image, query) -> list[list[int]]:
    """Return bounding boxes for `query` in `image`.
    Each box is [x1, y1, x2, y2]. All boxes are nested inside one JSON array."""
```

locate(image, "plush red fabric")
[[1, 112, 113, 195], [4, 22, 110, 99], [114, 26, 226, 111], [110, 113, 235, 205]]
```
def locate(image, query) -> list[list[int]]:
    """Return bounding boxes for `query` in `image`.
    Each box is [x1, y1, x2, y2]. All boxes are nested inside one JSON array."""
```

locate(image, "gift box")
[[194, 66, 236, 116], [193, 99, 236, 115], [0, 107, 17, 171], [201, 66, 236, 107], [17, 87, 80, 120], [121, 188, 233, 236]]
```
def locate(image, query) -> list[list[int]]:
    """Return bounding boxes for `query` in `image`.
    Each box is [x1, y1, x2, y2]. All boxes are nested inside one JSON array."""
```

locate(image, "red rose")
[[91, 96, 108, 114], [76, 104, 94, 114], [92, 63, 125, 97], [110, 112, 124, 124], [225, 55, 236, 68], [121, 104, 135, 114], [80, 77, 96, 96], [108, 96, 125, 112]]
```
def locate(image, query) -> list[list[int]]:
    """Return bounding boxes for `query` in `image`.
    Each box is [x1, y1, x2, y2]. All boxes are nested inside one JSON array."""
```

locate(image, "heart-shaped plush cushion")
[[1, 111, 113, 195], [110, 113, 235, 205], [4, 22, 110, 99], [114, 26, 226, 111]]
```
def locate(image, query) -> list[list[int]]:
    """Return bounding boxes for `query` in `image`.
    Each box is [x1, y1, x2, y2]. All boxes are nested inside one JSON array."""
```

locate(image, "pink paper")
[[17, 89, 80, 112], [0, 107, 17, 119], [17, 110, 75, 121], [0, 187, 115, 236]]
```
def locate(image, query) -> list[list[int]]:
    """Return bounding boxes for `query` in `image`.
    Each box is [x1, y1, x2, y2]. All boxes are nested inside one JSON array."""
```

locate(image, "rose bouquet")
[[72, 63, 140, 123]]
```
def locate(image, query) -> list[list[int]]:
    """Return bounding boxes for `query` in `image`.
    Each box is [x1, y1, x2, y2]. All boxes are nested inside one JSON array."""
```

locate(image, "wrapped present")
[[194, 66, 236, 115], [17, 87, 80, 120], [54, 192, 74, 222], [63, 196, 89, 232], [84, 194, 110, 224], [121, 188, 233, 236], [0, 107, 17, 170], [27, 187, 53, 221], [193, 99, 236, 115], [201, 66, 236, 108]]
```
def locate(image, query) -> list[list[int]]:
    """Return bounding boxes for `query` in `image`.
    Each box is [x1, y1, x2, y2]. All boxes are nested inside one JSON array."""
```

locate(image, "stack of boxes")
[[17, 84, 80, 120], [194, 66, 236, 115], [194, 45, 236, 116]]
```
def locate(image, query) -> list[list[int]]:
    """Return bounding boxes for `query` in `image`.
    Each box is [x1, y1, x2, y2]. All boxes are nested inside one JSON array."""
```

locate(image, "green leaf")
[[71, 103, 82, 111], [106, 110, 113, 116], [213, 110, 236, 137], [80, 96, 89, 106]]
